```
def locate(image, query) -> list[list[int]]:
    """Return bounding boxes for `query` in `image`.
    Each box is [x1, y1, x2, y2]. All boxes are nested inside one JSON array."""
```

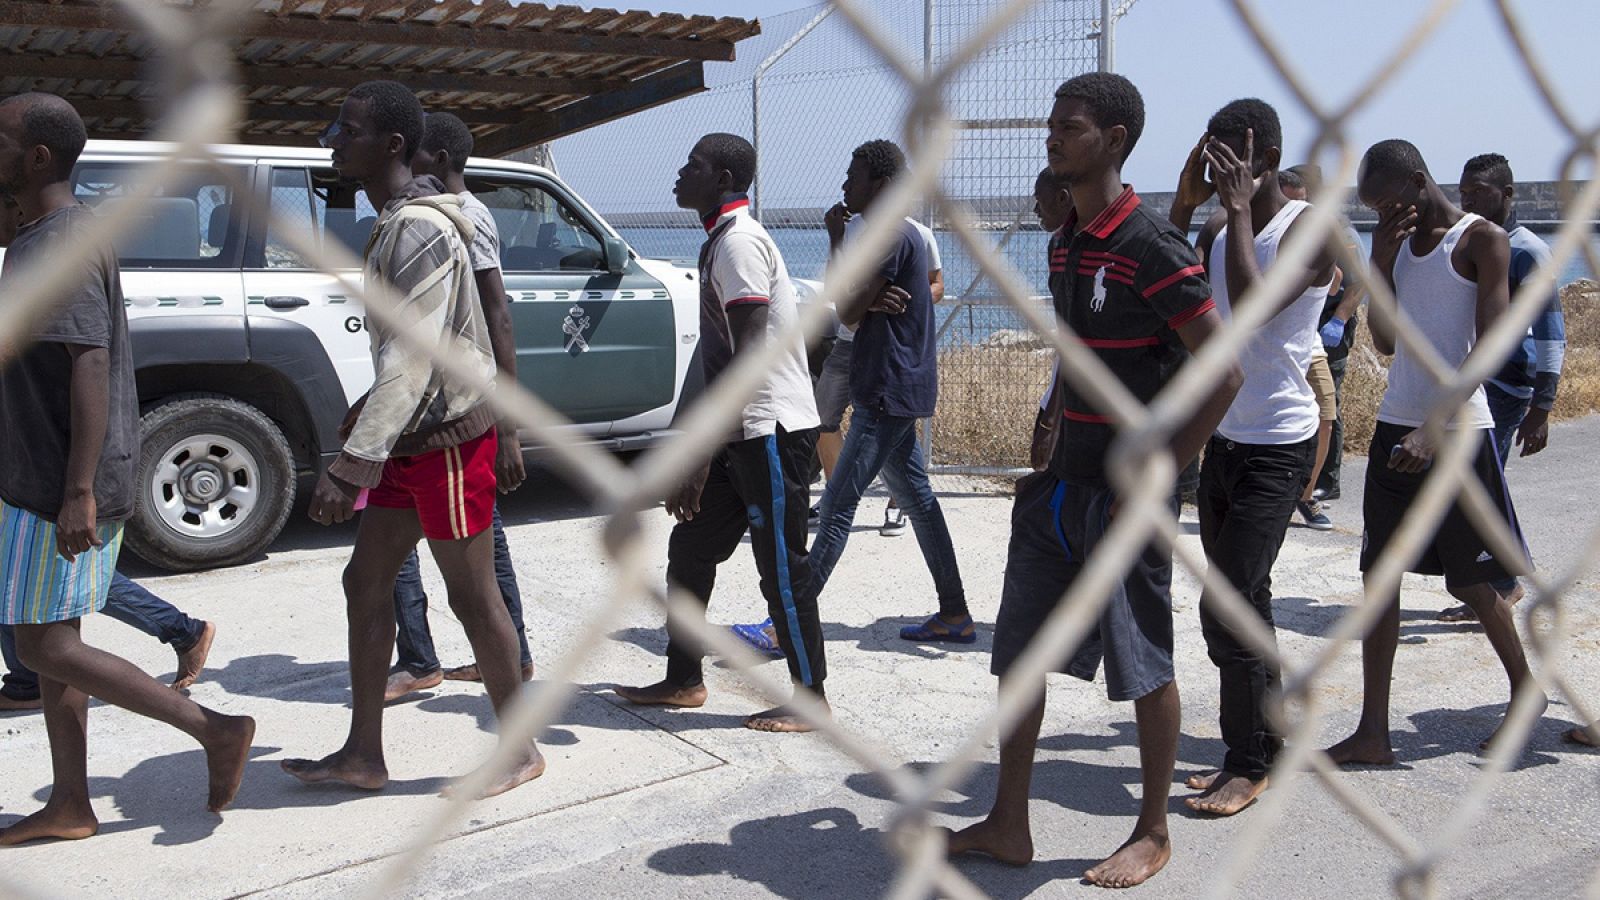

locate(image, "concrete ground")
[[3, 418, 1598, 899]]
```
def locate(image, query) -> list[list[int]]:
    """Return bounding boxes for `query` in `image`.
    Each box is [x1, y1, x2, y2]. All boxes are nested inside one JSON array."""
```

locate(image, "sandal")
[[900, 614, 977, 644], [1437, 604, 1477, 623], [730, 620, 784, 657]]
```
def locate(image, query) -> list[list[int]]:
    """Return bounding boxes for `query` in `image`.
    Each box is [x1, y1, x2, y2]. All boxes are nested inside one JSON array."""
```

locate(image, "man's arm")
[[929, 268, 945, 304], [1467, 221, 1511, 343], [1364, 203, 1418, 356], [58, 343, 110, 561], [1171, 310, 1244, 473], [1517, 245, 1566, 455], [473, 265, 526, 492]]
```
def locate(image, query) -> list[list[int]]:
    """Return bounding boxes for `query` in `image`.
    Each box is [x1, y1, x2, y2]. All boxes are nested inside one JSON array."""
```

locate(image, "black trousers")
[[665, 426, 826, 693], [1197, 435, 1316, 780]]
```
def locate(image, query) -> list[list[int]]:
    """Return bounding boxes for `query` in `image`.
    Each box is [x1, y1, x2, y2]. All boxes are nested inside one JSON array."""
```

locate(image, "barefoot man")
[[948, 73, 1241, 888], [0, 93, 253, 843], [1326, 139, 1543, 766], [281, 81, 544, 794], [1167, 99, 1335, 816], [613, 133, 826, 732]]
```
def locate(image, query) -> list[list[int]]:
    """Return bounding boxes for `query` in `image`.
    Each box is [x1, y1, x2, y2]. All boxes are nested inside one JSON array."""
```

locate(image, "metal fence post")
[[750, 2, 838, 219]]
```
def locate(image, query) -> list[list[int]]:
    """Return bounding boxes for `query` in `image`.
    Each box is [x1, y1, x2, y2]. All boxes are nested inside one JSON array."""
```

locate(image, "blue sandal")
[[730, 619, 784, 657], [900, 614, 977, 644]]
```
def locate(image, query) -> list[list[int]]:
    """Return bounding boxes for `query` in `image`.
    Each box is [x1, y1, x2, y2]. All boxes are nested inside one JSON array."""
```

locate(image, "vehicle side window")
[[466, 176, 605, 272], [263, 166, 376, 270], [71, 163, 242, 268]]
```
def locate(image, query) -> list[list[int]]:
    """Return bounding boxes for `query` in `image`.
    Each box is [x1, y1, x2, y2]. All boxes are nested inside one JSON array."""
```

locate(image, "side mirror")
[[603, 236, 629, 275]]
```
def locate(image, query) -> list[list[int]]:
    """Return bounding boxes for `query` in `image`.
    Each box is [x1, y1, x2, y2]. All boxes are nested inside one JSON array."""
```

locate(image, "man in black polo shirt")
[[946, 73, 1241, 889]]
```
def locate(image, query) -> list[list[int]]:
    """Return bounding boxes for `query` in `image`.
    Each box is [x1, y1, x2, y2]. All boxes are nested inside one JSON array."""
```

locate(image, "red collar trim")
[[1065, 185, 1140, 240], [702, 196, 750, 233]]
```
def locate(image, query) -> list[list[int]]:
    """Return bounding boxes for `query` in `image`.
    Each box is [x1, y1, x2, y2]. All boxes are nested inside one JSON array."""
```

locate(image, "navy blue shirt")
[[849, 218, 937, 418]]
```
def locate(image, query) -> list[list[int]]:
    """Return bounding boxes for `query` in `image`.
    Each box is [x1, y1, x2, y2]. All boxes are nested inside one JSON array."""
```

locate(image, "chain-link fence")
[[1, 0, 1598, 898]]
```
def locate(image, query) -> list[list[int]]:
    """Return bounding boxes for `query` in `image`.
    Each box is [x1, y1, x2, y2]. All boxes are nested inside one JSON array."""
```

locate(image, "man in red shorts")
[[281, 81, 543, 797]]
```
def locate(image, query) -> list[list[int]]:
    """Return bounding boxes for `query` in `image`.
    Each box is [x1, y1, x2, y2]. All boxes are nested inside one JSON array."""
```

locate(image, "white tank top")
[[1377, 213, 1494, 430], [1210, 199, 1329, 444]]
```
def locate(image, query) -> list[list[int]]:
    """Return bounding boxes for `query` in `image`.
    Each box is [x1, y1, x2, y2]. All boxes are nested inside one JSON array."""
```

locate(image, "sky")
[[554, 0, 1599, 212]]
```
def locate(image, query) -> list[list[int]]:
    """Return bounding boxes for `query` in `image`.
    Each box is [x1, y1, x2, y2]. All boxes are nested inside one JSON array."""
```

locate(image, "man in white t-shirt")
[[383, 111, 533, 702], [615, 134, 826, 733]]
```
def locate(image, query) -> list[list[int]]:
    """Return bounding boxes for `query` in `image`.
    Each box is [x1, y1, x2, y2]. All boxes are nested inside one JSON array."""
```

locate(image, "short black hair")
[[1287, 163, 1323, 195], [420, 112, 474, 172], [1035, 165, 1070, 192], [1362, 139, 1429, 184], [1277, 168, 1304, 192], [1206, 98, 1282, 164], [851, 139, 905, 182], [0, 92, 86, 180], [348, 80, 424, 164], [1054, 72, 1144, 161], [1463, 152, 1513, 189], [696, 133, 756, 192]]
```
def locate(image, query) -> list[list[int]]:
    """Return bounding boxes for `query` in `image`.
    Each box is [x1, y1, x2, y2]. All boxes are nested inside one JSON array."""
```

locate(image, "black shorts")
[[991, 472, 1177, 701], [1360, 422, 1531, 588]]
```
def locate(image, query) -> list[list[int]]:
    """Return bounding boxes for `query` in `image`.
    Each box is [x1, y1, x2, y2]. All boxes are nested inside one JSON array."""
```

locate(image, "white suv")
[[45, 140, 715, 571]]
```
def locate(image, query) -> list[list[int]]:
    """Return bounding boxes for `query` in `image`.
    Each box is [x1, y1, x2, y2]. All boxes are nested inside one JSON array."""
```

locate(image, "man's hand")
[[867, 284, 910, 316], [337, 395, 368, 442], [1516, 406, 1550, 457], [1029, 409, 1057, 472], [1320, 317, 1347, 348], [496, 429, 527, 493], [1174, 133, 1216, 209], [1371, 201, 1419, 274], [665, 465, 710, 523], [1201, 129, 1258, 216], [824, 202, 851, 249], [55, 490, 100, 563], [1387, 428, 1435, 474], [308, 471, 360, 526]]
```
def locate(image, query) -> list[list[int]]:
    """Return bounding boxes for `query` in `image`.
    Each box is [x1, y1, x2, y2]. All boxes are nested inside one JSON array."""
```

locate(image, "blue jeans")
[[1484, 383, 1530, 595], [810, 405, 967, 618], [1, 572, 205, 700], [393, 505, 530, 674]]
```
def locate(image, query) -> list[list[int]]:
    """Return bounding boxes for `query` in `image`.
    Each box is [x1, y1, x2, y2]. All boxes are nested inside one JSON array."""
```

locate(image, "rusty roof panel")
[[0, 0, 759, 153]]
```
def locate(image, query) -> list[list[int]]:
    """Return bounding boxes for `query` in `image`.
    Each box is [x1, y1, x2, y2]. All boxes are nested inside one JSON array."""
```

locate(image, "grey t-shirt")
[[457, 192, 501, 273], [0, 204, 137, 522]]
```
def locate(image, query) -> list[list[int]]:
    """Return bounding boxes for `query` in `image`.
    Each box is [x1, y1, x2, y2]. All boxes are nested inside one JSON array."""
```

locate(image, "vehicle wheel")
[[124, 394, 296, 572]]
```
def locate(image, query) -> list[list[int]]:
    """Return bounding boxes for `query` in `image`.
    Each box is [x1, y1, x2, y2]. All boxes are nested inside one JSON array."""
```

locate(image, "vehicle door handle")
[[263, 295, 310, 310]]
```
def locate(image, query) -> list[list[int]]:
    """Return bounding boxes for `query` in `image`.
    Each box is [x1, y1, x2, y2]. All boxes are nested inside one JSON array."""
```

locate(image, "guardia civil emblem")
[[562, 304, 592, 354]]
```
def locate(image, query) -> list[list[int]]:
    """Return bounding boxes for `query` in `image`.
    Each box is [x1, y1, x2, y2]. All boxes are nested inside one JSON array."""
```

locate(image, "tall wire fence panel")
[[0, 1, 1598, 898], [553, 0, 1113, 473]]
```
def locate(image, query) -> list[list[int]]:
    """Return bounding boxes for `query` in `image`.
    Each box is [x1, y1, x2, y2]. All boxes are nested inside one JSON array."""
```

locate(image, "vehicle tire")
[[124, 394, 296, 572]]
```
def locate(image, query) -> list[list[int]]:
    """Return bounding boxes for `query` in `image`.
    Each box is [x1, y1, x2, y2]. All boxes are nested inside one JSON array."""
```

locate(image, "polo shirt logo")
[[1091, 266, 1108, 313]]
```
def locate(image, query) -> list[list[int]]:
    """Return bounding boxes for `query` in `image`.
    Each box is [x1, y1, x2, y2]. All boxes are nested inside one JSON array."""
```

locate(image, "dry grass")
[[928, 280, 1600, 468]]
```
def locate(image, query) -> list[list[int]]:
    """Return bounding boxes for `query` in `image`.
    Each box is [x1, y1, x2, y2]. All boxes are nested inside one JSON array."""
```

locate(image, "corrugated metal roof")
[[0, 0, 759, 155]]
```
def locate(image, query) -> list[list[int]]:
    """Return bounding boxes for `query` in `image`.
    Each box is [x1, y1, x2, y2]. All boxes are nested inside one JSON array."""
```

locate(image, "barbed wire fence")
[[0, 1, 1595, 899]]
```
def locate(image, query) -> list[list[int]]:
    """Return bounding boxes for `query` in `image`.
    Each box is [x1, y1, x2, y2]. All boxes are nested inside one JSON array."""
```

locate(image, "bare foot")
[[744, 702, 825, 733], [615, 681, 707, 709], [384, 668, 443, 704], [1563, 724, 1598, 748], [205, 714, 256, 812], [445, 745, 547, 800], [0, 801, 98, 845], [1479, 692, 1548, 754], [443, 662, 534, 683], [944, 817, 1033, 867], [1324, 730, 1396, 766], [1185, 772, 1268, 816], [172, 621, 217, 691], [1084, 832, 1171, 889], [1184, 770, 1221, 791], [281, 748, 387, 791]]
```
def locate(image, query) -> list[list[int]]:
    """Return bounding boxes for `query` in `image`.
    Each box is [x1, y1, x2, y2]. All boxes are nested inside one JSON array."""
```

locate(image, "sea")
[[620, 224, 1600, 346]]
